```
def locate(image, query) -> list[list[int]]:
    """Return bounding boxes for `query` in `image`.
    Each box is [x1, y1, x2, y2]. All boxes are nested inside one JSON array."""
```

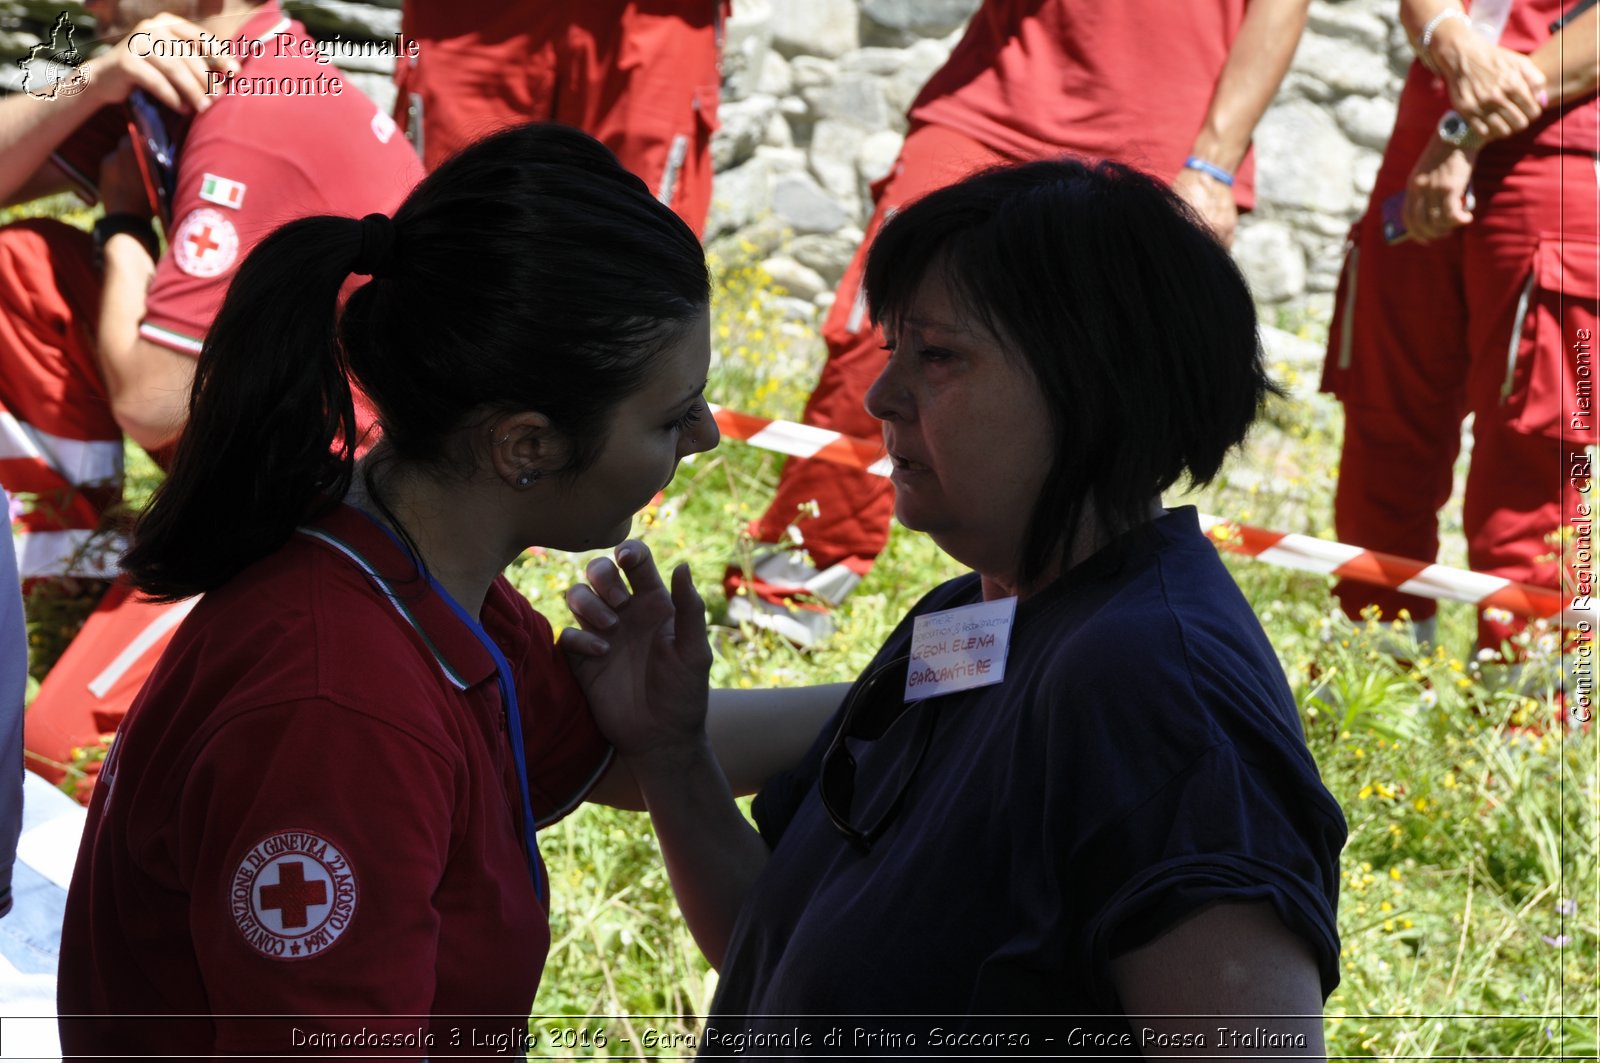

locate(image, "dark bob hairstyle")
[[863, 156, 1275, 586]]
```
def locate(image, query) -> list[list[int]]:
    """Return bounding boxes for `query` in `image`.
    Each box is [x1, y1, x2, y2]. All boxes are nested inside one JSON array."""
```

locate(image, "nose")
[[864, 353, 908, 423], [684, 412, 720, 457]]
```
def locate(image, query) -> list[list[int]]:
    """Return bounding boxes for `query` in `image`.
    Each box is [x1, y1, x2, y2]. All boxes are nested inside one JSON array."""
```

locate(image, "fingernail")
[[1538, 90, 1549, 107], [592, 638, 610, 654], [606, 588, 629, 608], [616, 544, 635, 564]]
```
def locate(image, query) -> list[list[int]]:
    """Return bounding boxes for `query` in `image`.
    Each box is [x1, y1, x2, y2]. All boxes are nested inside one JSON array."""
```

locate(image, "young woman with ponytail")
[[56, 122, 719, 1053]]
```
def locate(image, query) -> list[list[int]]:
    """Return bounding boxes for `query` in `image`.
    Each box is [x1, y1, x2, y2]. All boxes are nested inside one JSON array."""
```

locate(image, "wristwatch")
[[92, 212, 160, 268], [1437, 110, 1479, 149]]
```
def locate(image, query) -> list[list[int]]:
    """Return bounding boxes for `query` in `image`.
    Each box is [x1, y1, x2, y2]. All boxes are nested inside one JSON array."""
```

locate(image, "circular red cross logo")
[[230, 829, 358, 961]]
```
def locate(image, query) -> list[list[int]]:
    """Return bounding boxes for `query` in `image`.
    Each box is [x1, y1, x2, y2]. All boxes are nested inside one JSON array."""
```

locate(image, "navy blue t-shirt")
[[703, 508, 1345, 1055]]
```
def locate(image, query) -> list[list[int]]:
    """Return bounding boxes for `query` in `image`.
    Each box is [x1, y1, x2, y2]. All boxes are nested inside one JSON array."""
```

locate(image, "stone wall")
[[1, 0, 1415, 321]]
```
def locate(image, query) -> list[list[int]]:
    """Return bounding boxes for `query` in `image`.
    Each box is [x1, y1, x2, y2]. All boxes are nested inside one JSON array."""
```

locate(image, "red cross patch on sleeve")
[[230, 829, 358, 960], [172, 207, 240, 278]]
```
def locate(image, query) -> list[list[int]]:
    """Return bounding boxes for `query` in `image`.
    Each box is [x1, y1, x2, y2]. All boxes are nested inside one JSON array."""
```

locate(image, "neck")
[[980, 499, 1167, 602], [349, 455, 521, 617]]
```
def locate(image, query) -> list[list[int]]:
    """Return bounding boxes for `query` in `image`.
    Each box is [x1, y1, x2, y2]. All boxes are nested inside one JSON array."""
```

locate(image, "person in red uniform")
[[729, 0, 1312, 645], [2, 0, 424, 795], [395, 0, 723, 235], [1321, 0, 1598, 656], [58, 123, 719, 1051]]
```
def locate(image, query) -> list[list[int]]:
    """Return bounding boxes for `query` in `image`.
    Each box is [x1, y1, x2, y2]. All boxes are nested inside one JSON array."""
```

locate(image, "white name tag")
[[903, 595, 1017, 700]]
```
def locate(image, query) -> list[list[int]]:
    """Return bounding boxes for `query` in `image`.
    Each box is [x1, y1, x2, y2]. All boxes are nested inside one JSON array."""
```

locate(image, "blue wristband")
[[1183, 155, 1235, 187]]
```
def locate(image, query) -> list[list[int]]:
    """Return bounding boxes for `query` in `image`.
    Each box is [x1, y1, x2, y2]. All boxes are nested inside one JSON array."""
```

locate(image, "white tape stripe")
[[13, 528, 122, 580], [713, 405, 1569, 618], [87, 596, 200, 699], [744, 422, 842, 460], [0, 413, 121, 486], [1254, 535, 1367, 575], [1397, 565, 1513, 605]]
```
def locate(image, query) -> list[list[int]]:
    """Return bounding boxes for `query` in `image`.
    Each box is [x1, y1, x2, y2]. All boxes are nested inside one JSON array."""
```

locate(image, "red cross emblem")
[[173, 207, 239, 278], [258, 859, 328, 929], [231, 829, 358, 961]]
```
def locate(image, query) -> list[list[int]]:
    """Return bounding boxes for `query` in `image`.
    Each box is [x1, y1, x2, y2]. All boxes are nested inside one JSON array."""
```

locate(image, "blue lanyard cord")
[[344, 510, 547, 904], [427, 575, 548, 906]]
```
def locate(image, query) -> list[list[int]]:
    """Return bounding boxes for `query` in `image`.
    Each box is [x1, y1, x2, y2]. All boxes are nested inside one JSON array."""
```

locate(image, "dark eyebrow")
[[900, 316, 974, 337], [671, 380, 708, 409]]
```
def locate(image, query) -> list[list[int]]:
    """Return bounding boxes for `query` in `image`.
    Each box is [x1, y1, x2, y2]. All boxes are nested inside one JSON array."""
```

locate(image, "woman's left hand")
[[560, 541, 714, 759], [1402, 137, 1477, 242]]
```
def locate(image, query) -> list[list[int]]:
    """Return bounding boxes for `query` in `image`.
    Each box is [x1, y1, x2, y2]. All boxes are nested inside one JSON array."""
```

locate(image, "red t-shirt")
[[53, 3, 423, 356], [58, 504, 612, 1055], [908, 0, 1256, 208]]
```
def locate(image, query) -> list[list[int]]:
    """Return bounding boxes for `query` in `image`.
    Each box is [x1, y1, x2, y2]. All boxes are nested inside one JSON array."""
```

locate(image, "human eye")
[[668, 401, 704, 433]]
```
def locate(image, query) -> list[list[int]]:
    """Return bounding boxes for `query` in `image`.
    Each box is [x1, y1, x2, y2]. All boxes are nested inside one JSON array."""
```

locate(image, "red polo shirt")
[[59, 503, 612, 1055], [52, 3, 423, 356], [908, 0, 1256, 208]]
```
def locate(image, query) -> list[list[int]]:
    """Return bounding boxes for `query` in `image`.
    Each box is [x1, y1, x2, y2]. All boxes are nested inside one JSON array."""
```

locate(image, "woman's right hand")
[[560, 541, 714, 761], [1428, 20, 1547, 139]]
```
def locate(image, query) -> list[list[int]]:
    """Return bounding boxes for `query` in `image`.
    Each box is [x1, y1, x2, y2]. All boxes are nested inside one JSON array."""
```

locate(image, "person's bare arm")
[[1528, 4, 1599, 104], [93, 137, 193, 451], [1173, 0, 1311, 245], [1111, 901, 1328, 1061]]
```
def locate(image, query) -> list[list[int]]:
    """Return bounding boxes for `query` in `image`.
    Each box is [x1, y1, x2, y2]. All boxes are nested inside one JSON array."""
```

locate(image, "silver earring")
[[516, 470, 539, 488]]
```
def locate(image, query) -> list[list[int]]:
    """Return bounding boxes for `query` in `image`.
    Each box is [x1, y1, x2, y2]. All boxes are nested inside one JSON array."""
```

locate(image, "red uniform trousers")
[[0, 219, 121, 581], [396, 0, 720, 235], [1323, 102, 1598, 650], [748, 123, 1008, 571]]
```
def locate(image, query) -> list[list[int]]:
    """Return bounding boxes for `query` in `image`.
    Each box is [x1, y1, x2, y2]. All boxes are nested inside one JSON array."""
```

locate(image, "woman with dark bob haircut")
[[566, 157, 1347, 1052], [57, 124, 726, 1052]]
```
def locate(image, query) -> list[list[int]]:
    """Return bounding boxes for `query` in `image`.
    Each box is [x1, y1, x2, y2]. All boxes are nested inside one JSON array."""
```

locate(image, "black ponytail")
[[124, 123, 708, 601], [123, 217, 366, 601]]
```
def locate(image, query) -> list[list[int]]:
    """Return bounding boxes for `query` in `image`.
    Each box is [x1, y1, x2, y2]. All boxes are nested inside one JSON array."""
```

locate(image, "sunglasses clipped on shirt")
[[818, 654, 946, 850]]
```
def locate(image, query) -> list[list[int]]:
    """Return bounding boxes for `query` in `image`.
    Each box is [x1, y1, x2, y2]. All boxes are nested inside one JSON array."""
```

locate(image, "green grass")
[[17, 240, 1596, 1059]]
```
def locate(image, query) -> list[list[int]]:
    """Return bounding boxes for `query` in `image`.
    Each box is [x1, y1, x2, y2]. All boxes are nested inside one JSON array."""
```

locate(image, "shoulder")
[[156, 535, 461, 744]]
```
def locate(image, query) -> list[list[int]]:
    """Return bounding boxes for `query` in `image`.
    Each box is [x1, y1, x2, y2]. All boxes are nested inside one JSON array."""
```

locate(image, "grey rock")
[[1290, 33, 1393, 96], [1353, 153, 1381, 198], [1259, 322, 1326, 378], [754, 144, 807, 173], [1254, 100, 1362, 215], [789, 55, 839, 92], [764, 109, 794, 149], [1333, 94, 1397, 150], [714, 93, 779, 171], [803, 72, 891, 131], [858, 128, 904, 185], [755, 49, 792, 96], [1233, 221, 1307, 303], [839, 47, 912, 77], [809, 118, 867, 217], [881, 37, 950, 117], [1306, 0, 1388, 48], [789, 232, 859, 288], [293, 0, 402, 41], [723, 0, 773, 101], [706, 156, 773, 239], [771, 171, 851, 234], [770, 0, 858, 59], [762, 254, 829, 300], [862, 0, 980, 37], [1280, 69, 1339, 104]]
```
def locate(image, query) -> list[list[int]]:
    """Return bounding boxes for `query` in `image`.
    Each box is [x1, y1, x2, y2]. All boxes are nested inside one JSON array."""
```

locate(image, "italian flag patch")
[[199, 173, 246, 210]]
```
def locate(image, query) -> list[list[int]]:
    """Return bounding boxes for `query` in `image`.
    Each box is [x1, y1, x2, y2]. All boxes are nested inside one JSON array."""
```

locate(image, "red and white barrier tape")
[[708, 405, 1590, 625]]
